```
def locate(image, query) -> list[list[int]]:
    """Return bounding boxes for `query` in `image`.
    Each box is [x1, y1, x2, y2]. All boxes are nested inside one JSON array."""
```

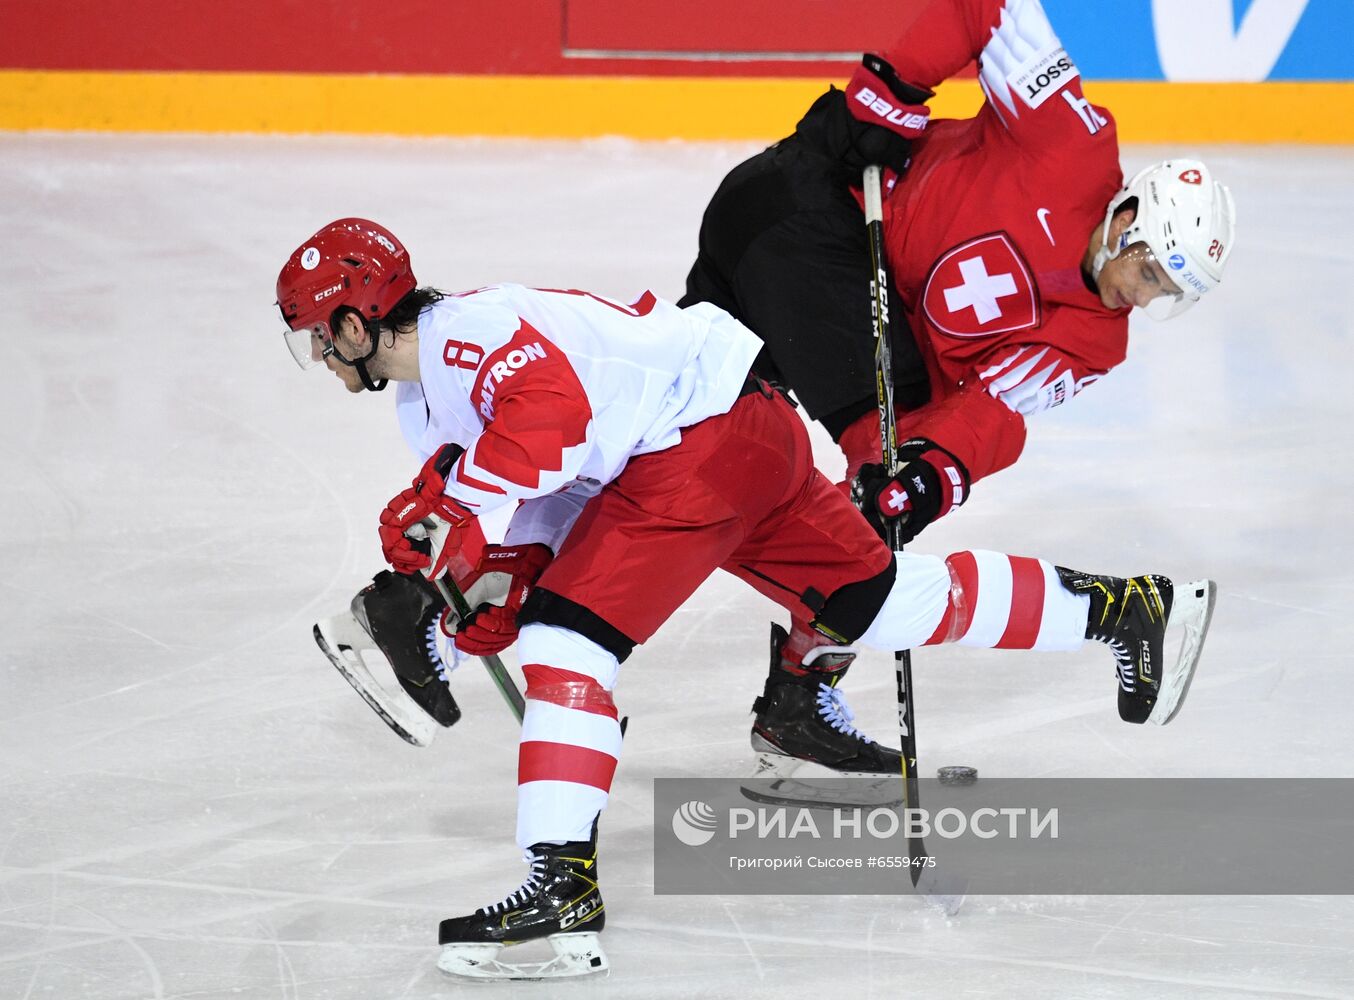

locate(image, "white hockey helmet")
[[1092, 159, 1236, 320]]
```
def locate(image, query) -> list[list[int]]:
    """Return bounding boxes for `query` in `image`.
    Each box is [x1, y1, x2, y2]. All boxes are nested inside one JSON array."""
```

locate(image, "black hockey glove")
[[850, 438, 971, 544], [794, 54, 933, 181]]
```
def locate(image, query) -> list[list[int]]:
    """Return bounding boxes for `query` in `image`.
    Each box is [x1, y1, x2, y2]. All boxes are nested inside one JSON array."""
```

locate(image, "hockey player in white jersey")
[[276, 218, 1215, 980]]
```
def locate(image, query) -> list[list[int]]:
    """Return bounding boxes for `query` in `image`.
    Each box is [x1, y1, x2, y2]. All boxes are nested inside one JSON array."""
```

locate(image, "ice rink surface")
[[2, 132, 1352, 999]]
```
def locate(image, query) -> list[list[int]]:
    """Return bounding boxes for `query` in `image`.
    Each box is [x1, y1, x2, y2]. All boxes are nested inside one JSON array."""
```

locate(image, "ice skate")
[[744, 624, 904, 807], [1057, 569, 1217, 725], [437, 833, 608, 981], [313, 570, 460, 747]]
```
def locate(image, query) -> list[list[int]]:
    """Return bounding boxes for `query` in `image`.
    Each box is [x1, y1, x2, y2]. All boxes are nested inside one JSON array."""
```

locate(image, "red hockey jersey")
[[873, 0, 1128, 483]]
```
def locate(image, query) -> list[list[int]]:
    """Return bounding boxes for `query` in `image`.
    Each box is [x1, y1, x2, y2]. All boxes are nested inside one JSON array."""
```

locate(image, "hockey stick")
[[408, 520, 527, 723], [863, 165, 933, 894], [431, 573, 526, 723]]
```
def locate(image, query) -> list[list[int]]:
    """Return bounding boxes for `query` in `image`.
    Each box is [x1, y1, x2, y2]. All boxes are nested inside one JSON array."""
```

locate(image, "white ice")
[[1, 133, 1352, 999]]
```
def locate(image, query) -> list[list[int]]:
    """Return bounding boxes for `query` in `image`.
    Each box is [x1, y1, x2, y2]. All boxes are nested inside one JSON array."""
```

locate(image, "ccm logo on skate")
[[852, 88, 928, 131], [478, 342, 548, 421], [559, 897, 601, 930], [672, 801, 718, 846]]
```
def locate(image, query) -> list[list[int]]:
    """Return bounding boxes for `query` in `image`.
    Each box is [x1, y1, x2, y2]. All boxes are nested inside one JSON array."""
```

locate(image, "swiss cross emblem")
[[1179, 168, 1202, 185], [923, 234, 1038, 337]]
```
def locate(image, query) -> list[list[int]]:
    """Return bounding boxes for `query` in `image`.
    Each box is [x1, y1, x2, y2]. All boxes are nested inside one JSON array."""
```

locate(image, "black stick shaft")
[[863, 165, 925, 885]]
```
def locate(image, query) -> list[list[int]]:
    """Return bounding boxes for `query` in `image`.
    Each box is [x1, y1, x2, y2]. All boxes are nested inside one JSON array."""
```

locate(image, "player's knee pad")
[[810, 554, 897, 644]]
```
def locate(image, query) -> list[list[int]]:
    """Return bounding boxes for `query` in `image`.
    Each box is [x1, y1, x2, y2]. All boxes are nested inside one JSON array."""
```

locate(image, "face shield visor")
[[1137, 240, 1221, 321], [282, 319, 335, 370], [1109, 240, 1203, 321]]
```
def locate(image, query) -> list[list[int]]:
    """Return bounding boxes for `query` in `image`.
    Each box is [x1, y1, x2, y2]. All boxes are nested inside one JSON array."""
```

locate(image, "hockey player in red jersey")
[[679, 0, 1236, 781], [276, 218, 1216, 980]]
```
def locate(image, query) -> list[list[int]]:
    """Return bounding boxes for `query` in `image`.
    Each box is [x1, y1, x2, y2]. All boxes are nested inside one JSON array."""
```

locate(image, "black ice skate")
[[1056, 568, 1217, 725], [745, 624, 904, 807], [437, 831, 607, 981], [312, 570, 460, 747]]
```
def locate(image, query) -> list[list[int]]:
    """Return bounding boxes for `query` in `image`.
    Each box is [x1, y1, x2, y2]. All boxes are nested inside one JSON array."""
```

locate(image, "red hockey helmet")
[[276, 218, 417, 369]]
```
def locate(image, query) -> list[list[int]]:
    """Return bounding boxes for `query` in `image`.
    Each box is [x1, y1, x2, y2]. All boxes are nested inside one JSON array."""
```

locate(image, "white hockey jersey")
[[394, 284, 762, 549]]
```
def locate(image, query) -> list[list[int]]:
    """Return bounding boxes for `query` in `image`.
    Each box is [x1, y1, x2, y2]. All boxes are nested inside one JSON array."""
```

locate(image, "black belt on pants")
[[739, 372, 795, 405]]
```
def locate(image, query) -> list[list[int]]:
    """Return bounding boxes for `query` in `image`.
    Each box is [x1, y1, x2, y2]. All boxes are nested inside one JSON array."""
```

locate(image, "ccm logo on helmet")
[[313, 282, 345, 304], [478, 342, 548, 421], [853, 87, 929, 131]]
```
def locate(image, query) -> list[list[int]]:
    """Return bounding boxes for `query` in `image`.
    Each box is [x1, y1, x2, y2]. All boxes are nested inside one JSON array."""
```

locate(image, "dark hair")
[[324, 286, 443, 357], [379, 286, 445, 334]]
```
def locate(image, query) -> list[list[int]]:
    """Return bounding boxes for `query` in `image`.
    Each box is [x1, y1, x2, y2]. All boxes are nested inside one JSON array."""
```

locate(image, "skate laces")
[[1090, 631, 1135, 693], [480, 850, 550, 915], [425, 620, 466, 684], [815, 684, 874, 743]]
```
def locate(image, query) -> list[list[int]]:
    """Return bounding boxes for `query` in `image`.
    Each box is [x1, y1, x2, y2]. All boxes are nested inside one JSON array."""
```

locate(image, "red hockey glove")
[[379, 444, 476, 578], [850, 438, 970, 544], [445, 543, 554, 656], [845, 54, 932, 142], [796, 54, 932, 179]]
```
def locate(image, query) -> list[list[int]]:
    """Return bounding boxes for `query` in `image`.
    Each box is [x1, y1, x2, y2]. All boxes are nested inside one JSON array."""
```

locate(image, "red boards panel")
[[564, 0, 878, 54]]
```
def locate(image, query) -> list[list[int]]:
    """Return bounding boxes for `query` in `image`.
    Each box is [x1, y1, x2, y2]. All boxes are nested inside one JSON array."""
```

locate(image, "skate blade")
[[314, 614, 437, 747], [1148, 579, 1217, 726], [437, 932, 608, 980], [743, 753, 905, 808]]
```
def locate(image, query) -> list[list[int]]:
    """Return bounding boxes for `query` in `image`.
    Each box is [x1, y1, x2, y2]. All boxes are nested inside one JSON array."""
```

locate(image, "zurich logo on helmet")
[[1168, 254, 1186, 270]]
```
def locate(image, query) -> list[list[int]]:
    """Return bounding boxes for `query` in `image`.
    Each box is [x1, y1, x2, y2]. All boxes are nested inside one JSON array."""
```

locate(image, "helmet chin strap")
[[332, 316, 388, 392], [354, 359, 388, 393], [1090, 243, 1112, 282], [1090, 218, 1126, 284]]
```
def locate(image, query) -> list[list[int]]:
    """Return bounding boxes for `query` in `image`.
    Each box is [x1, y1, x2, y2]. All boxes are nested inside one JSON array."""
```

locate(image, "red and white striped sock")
[[515, 623, 623, 848], [925, 550, 1087, 650], [859, 551, 1088, 653]]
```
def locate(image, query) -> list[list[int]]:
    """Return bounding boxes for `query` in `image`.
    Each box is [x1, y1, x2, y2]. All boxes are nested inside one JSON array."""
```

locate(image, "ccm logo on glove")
[[442, 543, 554, 657]]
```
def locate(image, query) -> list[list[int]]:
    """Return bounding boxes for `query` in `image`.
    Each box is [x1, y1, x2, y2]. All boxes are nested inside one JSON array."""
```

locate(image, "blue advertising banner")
[[1045, 0, 1353, 81]]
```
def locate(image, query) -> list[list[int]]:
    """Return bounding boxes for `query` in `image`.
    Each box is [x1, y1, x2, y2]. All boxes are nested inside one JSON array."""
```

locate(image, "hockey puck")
[[937, 765, 978, 786]]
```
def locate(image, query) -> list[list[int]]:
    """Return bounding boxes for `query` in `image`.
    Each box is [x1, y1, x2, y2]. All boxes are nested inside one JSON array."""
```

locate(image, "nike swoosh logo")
[[1036, 208, 1056, 245]]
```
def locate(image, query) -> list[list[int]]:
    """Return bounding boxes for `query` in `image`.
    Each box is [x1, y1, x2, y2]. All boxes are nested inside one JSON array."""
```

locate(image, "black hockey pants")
[[678, 134, 930, 440]]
